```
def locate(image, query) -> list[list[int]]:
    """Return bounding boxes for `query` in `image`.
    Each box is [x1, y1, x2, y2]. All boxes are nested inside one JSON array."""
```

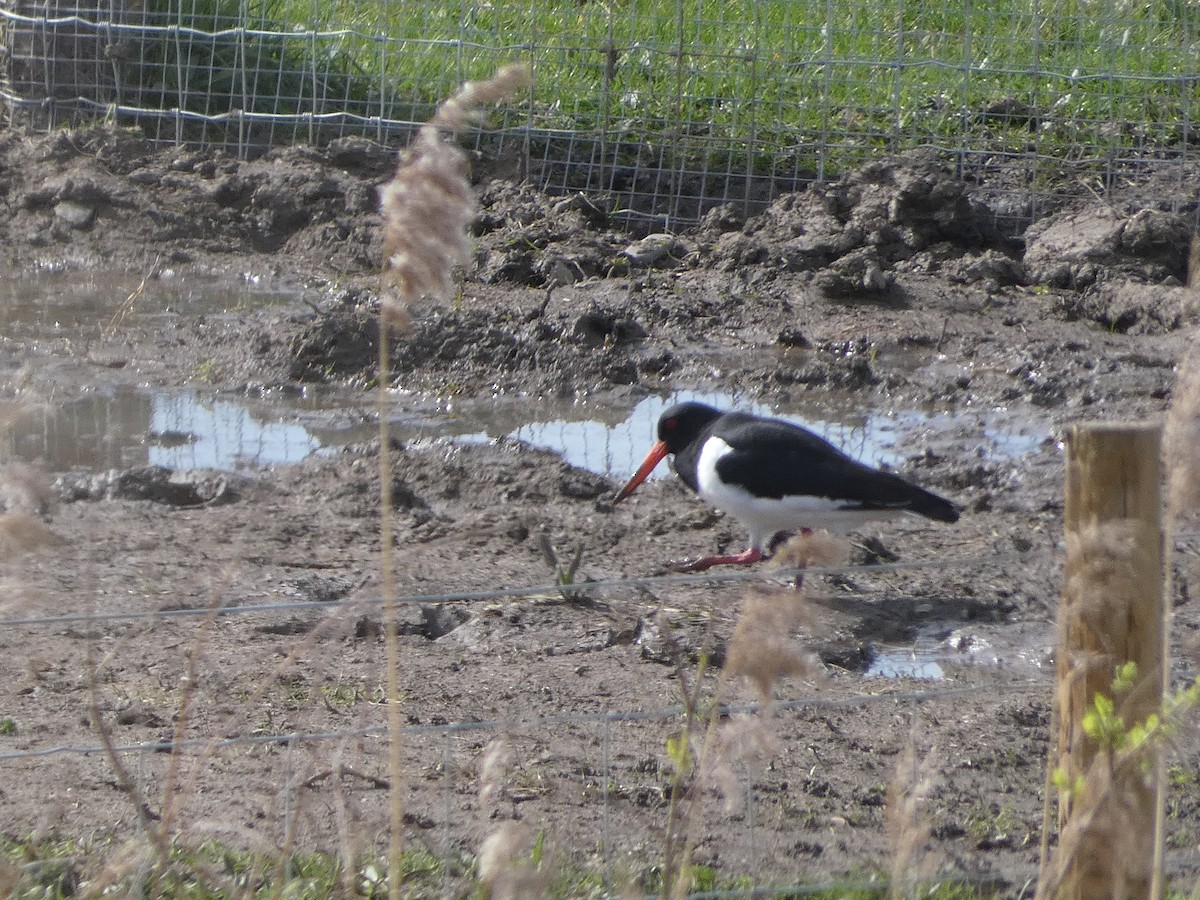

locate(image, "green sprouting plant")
[[193, 359, 218, 381], [664, 731, 693, 780], [1, 833, 452, 899], [537, 531, 585, 601], [1053, 664, 1200, 799], [1051, 766, 1087, 801], [1081, 692, 1129, 751], [530, 828, 546, 867]]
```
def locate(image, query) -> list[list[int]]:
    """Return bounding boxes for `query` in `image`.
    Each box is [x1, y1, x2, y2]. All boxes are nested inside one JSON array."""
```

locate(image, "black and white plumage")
[[614, 401, 959, 571]]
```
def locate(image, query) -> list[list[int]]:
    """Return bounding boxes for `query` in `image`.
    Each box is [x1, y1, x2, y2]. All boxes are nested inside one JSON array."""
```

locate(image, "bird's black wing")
[[714, 415, 959, 522]]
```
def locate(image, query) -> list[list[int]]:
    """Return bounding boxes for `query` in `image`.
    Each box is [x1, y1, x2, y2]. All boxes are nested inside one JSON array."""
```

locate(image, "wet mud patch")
[[2, 128, 1200, 892], [290, 292, 652, 394]]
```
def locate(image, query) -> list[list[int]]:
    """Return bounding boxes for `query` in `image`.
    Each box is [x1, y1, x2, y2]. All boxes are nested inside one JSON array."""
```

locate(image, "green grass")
[[129, 0, 1200, 178], [0, 832, 1022, 899], [1, 835, 451, 899]]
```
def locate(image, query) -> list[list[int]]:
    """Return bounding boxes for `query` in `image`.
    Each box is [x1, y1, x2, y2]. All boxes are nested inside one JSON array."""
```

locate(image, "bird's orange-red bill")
[[614, 439, 669, 502]]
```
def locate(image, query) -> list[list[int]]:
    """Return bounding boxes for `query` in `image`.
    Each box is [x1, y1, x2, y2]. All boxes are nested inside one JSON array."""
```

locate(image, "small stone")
[[54, 200, 96, 228], [623, 233, 679, 267], [776, 327, 811, 348]]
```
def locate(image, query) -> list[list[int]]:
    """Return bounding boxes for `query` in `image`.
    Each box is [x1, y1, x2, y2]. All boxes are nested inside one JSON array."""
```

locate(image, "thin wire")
[[0, 551, 1025, 628], [0, 682, 1042, 763]]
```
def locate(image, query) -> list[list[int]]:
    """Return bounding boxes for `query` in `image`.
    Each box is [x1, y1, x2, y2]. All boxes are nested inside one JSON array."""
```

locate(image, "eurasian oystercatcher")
[[614, 401, 960, 573]]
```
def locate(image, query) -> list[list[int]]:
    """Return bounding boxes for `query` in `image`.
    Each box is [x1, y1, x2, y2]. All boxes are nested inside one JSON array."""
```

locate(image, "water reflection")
[[7, 384, 1049, 475]]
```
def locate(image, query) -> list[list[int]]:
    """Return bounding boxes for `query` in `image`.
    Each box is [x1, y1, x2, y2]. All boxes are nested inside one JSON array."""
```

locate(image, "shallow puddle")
[[866, 621, 1055, 679], [3, 273, 1051, 474], [11, 387, 327, 471], [866, 647, 946, 680], [11, 383, 1050, 476], [491, 390, 1046, 480]]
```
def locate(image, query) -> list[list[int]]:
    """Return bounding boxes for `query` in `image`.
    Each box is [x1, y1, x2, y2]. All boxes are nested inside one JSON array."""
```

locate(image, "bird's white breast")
[[695, 436, 903, 550]]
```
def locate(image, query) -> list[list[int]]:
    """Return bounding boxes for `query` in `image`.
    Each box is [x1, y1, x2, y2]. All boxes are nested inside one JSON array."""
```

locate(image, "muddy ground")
[[2, 125, 1200, 895]]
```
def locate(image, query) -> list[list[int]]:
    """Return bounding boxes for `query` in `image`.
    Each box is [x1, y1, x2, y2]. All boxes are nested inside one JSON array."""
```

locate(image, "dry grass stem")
[[380, 64, 531, 328], [158, 575, 236, 844], [90, 839, 156, 897], [667, 584, 822, 900], [1165, 348, 1200, 520], [886, 743, 938, 900], [102, 264, 153, 340], [378, 322, 405, 899], [86, 637, 169, 868], [478, 736, 513, 807], [329, 742, 363, 898], [378, 67, 529, 896], [476, 820, 548, 900], [1043, 515, 1165, 899], [1150, 234, 1200, 899]]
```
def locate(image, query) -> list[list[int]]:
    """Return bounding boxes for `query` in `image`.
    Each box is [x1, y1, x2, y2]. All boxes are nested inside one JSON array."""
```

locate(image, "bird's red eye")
[[665, 418, 677, 430]]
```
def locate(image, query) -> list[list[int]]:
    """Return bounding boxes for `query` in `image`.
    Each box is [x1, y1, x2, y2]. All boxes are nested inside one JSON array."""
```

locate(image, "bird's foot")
[[673, 548, 764, 572]]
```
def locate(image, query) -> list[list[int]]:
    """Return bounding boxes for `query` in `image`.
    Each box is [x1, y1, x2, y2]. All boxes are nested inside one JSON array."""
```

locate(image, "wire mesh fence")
[[2, 0, 1198, 226]]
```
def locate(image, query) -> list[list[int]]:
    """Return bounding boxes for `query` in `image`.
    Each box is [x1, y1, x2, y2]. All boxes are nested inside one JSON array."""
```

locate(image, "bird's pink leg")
[[677, 547, 764, 572]]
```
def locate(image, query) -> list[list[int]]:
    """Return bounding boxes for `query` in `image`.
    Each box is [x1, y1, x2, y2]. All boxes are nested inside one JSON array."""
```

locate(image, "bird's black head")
[[656, 402, 724, 454]]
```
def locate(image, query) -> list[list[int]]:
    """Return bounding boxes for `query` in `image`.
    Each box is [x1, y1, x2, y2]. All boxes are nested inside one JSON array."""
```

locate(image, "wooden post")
[[1051, 423, 1164, 899]]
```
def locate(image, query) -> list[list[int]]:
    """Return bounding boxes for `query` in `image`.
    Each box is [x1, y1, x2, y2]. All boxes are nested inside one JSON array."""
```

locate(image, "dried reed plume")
[[722, 530, 841, 699], [886, 743, 938, 900], [725, 586, 823, 701], [380, 64, 532, 328], [476, 821, 548, 900], [1038, 753, 1156, 900], [1051, 521, 1155, 887], [1148, 234, 1200, 898], [666, 579, 826, 899], [703, 713, 779, 814], [1058, 521, 1143, 669], [377, 64, 529, 898], [0, 513, 59, 554], [768, 529, 849, 576], [0, 463, 58, 553], [1039, 521, 1159, 899], [0, 461, 54, 516], [477, 736, 513, 806]]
